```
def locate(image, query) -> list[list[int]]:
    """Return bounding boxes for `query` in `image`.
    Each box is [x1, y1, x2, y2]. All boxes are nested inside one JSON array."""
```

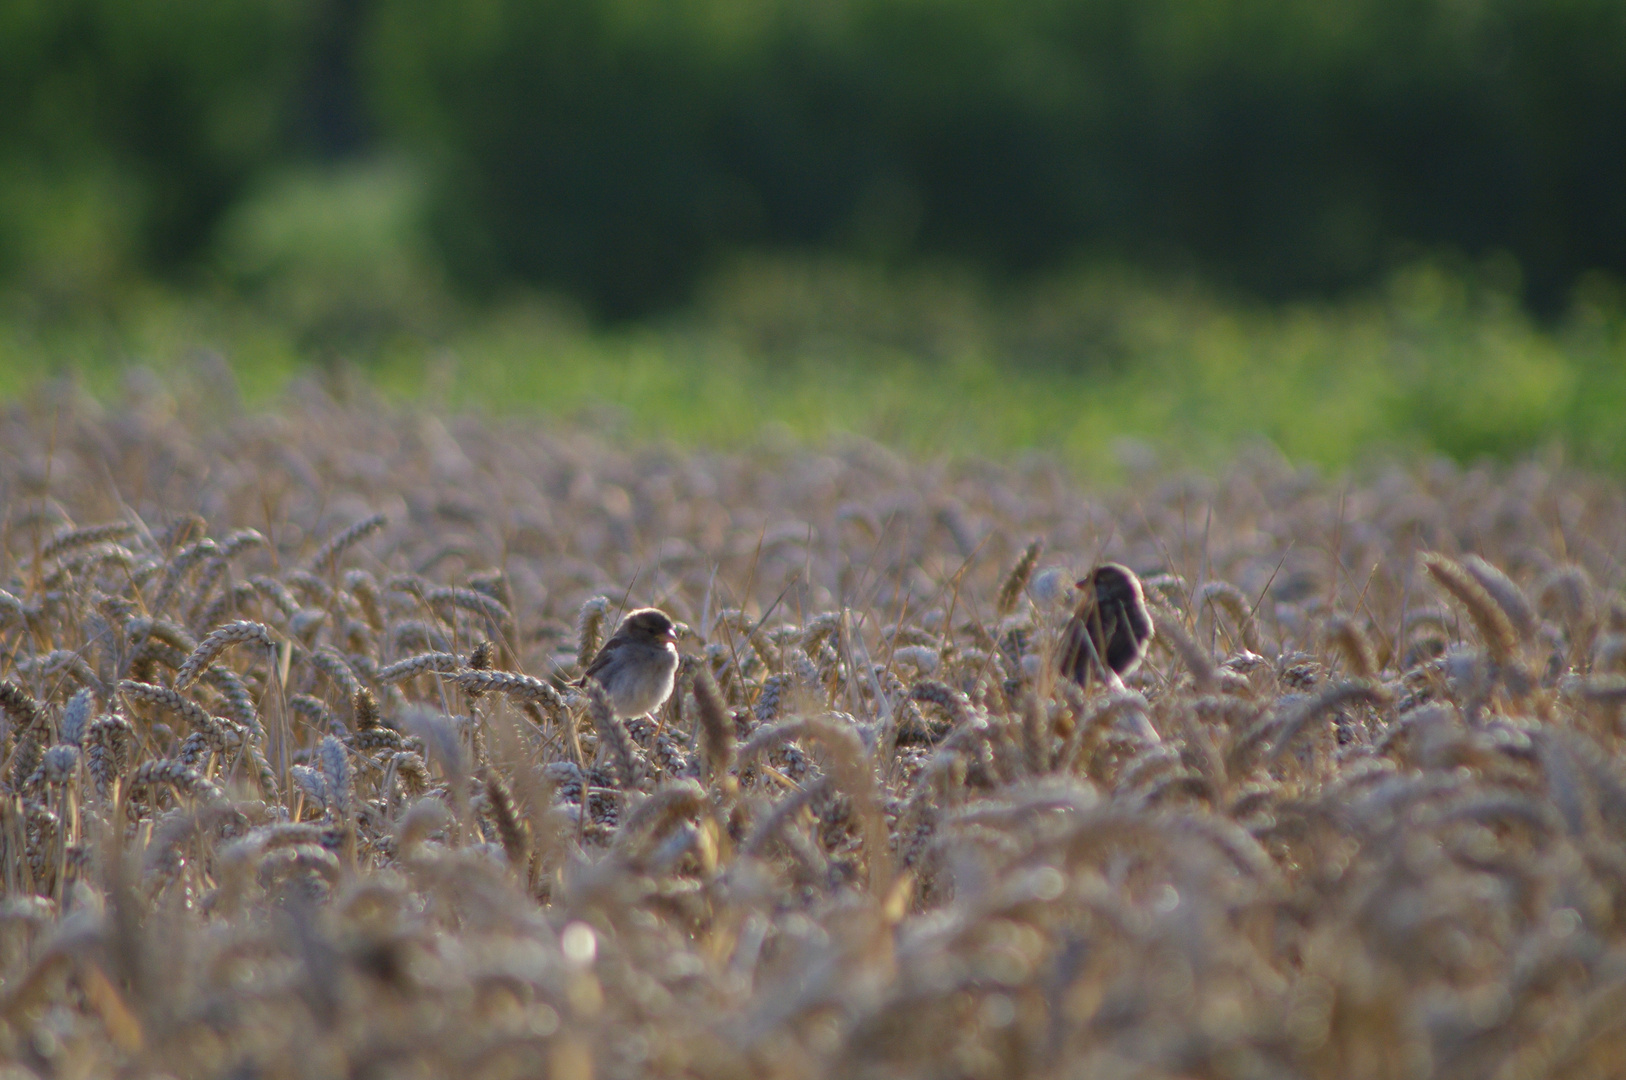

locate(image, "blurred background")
[[2, 0, 1624, 470]]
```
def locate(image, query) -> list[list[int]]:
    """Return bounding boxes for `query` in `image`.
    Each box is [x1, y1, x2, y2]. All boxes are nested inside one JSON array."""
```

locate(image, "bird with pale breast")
[[1060, 563, 1155, 689], [574, 607, 681, 719]]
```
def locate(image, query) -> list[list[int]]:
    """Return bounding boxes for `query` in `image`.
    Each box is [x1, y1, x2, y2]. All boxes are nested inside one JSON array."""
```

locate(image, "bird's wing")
[[579, 641, 616, 684]]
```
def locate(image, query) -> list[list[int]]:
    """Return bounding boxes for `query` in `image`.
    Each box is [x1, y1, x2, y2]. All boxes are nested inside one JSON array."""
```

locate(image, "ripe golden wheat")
[[0, 380, 1624, 1079]]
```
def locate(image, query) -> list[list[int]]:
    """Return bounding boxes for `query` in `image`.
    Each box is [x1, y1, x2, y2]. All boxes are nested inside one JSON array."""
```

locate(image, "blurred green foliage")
[[3, 0, 1624, 474], [365, 0, 1626, 312], [213, 158, 449, 350], [2, 0, 1624, 317], [0, 0, 320, 301], [5, 256, 1623, 473]]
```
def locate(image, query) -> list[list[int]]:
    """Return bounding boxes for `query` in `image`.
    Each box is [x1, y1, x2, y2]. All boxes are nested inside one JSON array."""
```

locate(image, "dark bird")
[[1060, 563, 1154, 688], [575, 607, 680, 718]]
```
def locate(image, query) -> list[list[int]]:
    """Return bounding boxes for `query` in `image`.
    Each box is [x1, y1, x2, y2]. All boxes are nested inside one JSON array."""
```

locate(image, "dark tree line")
[[3, 0, 1623, 316]]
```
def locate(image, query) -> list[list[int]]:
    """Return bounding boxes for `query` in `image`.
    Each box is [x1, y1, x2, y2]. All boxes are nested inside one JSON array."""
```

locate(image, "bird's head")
[[620, 607, 679, 646]]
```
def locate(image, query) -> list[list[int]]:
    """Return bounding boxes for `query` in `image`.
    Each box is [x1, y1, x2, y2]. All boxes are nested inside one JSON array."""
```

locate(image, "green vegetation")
[[6, 253, 1624, 474], [4, 0, 1624, 314], [4, 1, 1624, 469]]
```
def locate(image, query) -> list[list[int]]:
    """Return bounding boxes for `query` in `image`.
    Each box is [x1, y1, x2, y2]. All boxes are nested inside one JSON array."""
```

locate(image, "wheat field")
[[2, 378, 1625, 1079]]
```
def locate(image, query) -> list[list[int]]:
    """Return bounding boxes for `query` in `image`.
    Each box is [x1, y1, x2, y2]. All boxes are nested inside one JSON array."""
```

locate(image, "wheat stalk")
[[1424, 552, 1519, 665], [173, 620, 274, 689], [307, 512, 388, 572]]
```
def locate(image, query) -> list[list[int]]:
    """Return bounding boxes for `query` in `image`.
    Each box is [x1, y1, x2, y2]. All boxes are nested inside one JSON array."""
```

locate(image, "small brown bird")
[[1060, 563, 1154, 688], [575, 607, 681, 718]]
